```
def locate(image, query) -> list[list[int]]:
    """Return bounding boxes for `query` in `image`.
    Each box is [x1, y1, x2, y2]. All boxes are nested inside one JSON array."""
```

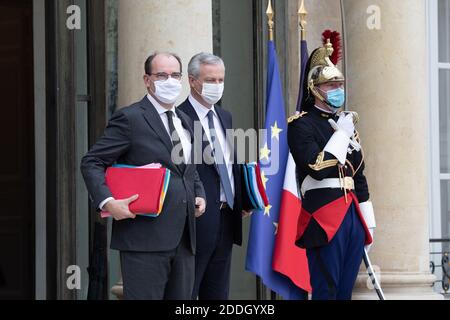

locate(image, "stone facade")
[[112, 0, 442, 300]]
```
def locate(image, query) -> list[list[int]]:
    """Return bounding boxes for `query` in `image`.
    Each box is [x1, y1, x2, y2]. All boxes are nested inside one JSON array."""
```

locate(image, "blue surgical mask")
[[320, 88, 345, 109]]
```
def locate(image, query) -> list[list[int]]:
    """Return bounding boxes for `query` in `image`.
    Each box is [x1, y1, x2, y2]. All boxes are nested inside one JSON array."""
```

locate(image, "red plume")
[[322, 30, 342, 65]]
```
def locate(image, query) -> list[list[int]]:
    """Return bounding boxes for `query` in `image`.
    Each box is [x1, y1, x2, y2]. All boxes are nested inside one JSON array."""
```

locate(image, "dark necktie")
[[207, 110, 234, 209], [166, 111, 186, 171]]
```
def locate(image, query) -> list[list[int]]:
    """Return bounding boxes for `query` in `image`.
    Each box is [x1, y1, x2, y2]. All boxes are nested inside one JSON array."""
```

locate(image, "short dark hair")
[[144, 52, 183, 75]]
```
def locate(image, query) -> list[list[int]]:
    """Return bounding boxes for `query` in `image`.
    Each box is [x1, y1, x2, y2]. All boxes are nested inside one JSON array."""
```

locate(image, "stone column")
[[343, 0, 441, 299], [112, 0, 213, 299], [118, 0, 213, 108]]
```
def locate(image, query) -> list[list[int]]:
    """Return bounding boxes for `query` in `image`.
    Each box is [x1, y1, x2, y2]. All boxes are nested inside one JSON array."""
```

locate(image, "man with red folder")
[[81, 52, 206, 300]]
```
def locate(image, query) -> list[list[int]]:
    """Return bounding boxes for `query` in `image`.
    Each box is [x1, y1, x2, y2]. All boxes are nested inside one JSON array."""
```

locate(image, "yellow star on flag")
[[261, 171, 269, 189], [264, 204, 272, 217], [271, 122, 283, 141], [260, 143, 271, 162]]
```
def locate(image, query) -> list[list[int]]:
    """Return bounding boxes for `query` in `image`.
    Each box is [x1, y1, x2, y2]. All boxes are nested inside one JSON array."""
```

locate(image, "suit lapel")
[[140, 96, 182, 175], [210, 106, 230, 177], [215, 107, 240, 187], [176, 108, 194, 143], [181, 100, 211, 153], [215, 106, 237, 161], [140, 97, 173, 153], [180, 100, 222, 178], [175, 109, 195, 174], [215, 106, 230, 132]]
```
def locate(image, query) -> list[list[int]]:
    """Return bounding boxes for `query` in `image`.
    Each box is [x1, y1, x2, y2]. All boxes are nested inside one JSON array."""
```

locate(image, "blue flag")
[[297, 40, 309, 111], [245, 40, 307, 300]]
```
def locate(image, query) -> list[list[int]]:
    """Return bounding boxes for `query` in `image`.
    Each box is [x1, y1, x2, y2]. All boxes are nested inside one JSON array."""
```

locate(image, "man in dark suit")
[[81, 52, 206, 300], [178, 52, 251, 300]]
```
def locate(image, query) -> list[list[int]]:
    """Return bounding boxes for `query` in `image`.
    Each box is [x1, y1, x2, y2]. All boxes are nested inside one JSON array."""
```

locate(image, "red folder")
[[101, 164, 169, 218]]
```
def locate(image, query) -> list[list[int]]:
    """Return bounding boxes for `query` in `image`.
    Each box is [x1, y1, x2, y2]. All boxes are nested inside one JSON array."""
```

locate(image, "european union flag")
[[245, 40, 307, 300]]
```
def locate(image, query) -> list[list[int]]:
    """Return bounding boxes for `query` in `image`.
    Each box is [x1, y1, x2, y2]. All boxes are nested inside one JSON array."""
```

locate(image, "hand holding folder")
[[102, 194, 141, 220], [101, 164, 171, 218]]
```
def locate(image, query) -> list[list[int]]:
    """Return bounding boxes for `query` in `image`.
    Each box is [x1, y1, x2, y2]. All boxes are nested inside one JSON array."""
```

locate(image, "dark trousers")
[[192, 207, 234, 300], [306, 204, 365, 300], [120, 221, 194, 300]]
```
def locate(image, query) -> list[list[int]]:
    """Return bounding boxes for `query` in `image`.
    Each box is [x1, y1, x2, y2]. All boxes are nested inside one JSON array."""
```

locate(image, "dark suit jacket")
[[81, 96, 205, 254], [178, 98, 243, 251]]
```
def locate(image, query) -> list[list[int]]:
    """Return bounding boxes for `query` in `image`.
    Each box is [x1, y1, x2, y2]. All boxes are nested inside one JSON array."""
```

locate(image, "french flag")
[[272, 153, 311, 293]]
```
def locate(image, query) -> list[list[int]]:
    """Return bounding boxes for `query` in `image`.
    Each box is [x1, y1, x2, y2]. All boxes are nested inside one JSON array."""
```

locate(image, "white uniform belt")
[[301, 176, 355, 196]]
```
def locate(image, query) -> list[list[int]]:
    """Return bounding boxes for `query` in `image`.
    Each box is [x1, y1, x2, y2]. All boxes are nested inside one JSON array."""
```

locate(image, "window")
[[429, 0, 450, 294], [437, 0, 450, 242]]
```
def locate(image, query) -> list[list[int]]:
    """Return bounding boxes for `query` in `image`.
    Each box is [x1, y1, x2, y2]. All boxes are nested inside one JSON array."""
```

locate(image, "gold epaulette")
[[288, 111, 308, 123]]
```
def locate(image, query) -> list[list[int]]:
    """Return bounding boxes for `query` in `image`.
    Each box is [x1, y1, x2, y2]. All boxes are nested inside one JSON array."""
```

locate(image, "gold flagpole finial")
[[267, 0, 274, 41], [298, 0, 308, 40]]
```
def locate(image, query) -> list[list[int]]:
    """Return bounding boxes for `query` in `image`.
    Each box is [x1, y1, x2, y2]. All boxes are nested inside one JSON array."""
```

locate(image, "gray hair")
[[188, 52, 225, 78]]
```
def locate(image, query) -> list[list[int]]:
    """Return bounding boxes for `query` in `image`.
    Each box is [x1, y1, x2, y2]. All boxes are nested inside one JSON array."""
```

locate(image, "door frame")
[[33, 0, 47, 300], [41, 0, 108, 300]]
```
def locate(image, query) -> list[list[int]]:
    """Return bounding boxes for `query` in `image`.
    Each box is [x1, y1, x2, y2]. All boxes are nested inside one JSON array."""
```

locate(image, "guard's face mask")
[[319, 87, 346, 109]]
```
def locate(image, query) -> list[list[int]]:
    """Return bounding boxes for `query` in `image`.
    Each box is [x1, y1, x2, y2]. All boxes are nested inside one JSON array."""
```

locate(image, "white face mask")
[[201, 83, 224, 105], [153, 77, 182, 104]]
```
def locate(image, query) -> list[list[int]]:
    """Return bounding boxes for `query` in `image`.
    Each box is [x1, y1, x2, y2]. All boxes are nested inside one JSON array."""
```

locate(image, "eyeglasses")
[[149, 72, 183, 81]]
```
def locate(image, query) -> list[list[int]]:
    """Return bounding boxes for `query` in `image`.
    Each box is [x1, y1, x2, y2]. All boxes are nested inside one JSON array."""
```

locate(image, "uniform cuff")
[[360, 201, 376, 229]]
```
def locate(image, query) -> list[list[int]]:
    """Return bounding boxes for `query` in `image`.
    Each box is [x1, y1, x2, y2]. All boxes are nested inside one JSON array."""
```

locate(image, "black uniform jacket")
[[287, 107, 372, 249]]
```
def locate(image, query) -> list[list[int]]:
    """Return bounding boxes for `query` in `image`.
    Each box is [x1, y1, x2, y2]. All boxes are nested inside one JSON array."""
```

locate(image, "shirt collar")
[[314, 104, 333, 114], [147, 93, 176, 116], [189, 94, 216, 120], [313, 104, 340, 120]]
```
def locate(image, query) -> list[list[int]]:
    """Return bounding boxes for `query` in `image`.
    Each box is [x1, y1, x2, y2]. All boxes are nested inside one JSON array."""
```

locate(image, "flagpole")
[[299, 0, 308, 41], [265, 0, 275, 301], [340, 0, 349, 111], [296, 0, 309, 112], [266, 0, 274, 41]]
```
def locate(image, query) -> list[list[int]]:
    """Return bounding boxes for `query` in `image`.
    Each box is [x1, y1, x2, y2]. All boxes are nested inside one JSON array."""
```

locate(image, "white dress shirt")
[[98, 94, 192, 210], [189, 95, 235, 203], [147, 94, 192, 164]]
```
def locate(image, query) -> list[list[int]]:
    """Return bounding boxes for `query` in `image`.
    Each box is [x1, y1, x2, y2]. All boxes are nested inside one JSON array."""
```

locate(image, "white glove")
[[337, 113, 355, 138], [326, 113, 360, 162], [324, 114, 354, 165]]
